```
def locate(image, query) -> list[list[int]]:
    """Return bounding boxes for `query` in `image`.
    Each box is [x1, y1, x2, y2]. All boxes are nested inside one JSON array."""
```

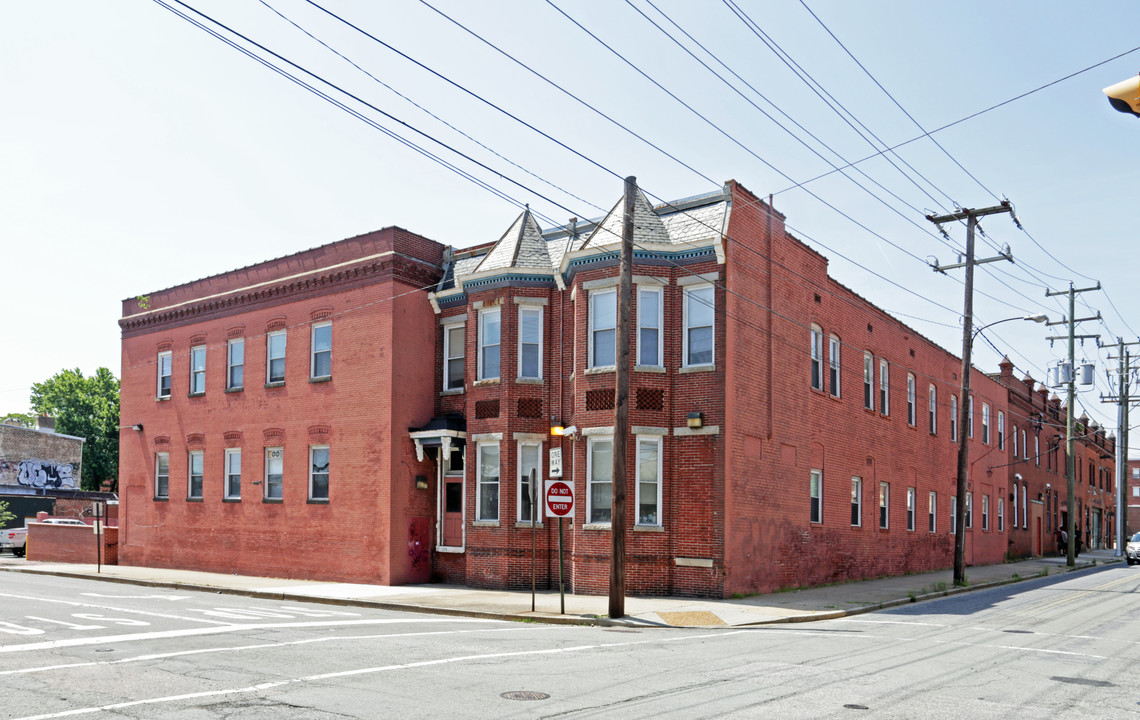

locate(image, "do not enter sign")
[[545, 480, 574, 518]]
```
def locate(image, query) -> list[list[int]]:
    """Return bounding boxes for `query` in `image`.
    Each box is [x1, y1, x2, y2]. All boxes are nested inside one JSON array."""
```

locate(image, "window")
[[637, 287, 662, 367], [982, 494, 990, 531], [478, 308, 501, 380], [1012, 483, 1018, 528], [1035, 436, 1040, 467], [950, 496, 957, 534], [188, 450, 203, 499], [1021, 430, 1028, 459], [810, 325, 823, 391], [267, 331, 286, 384], [879, 482, 889, 529], [443, 322, 465, 390], [950, 395, 958, 442], [965, 492, 973, 529], [518, 307, 542, 380], [225, 449, 241, 500], [636, 436, 662, 526], [684, 285, 715, 367], [928, 491, 937, 532], [829, 335, 841, 397], [477, 442, 500, 521], [1013, 426, 1019, 457], [1021, 485, 1027, 529], [155, 452, 169, 499], [157, 351, 172, 399], [997, 411, 1005, 450], [588, 437, 613, 524], [879, 360, 889, 415], [998, 497, 1004, 532], [227, 339, 244, 390], [589, 289, 616, 369], [1134, 467, 1140, 479], [929, 385, 937, 434], [311, 322, 332, 379], [863, 353, 874, 411], [906, 374, 916, 426], [309, 446, 329, 501], [981, 403, 990, 444], [518, 442, 541, 522], [810, 469, 822, 524], [967, 396, 974, 438], [851, 477, 862, 526], [265, 448, 283, 500], [907, 487, 916, 531], [189, 346, 206, 394]]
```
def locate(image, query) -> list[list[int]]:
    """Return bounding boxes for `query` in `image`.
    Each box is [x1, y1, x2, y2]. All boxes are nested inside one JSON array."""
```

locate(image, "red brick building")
[[120, 181, 1036, 597], [1127, 459, 1140, 539]]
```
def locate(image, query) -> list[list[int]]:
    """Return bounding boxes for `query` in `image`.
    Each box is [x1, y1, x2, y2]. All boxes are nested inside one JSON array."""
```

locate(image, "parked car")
[[1127, 533, 1140, 566], [39, 518, 86, 526], [1, 528, 27, 557]]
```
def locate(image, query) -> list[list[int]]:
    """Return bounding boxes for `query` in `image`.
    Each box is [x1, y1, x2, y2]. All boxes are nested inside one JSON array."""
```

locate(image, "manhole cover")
[[844, 704, 869, 710], [501, 691, 550, 701]]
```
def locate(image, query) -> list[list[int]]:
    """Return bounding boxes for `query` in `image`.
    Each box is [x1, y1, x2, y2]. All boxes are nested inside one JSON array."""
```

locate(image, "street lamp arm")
[[972, 314, 1049, 340]]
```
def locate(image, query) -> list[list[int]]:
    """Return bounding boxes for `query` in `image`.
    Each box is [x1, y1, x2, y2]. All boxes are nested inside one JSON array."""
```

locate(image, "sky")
[[3, 1, 1139, 442]]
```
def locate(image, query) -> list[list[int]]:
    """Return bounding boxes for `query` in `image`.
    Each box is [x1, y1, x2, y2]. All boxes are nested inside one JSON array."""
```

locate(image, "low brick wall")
[[26, 523, 118, 564]]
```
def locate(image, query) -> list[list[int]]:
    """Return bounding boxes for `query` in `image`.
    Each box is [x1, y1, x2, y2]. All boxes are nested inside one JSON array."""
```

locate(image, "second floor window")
[[637, 287, 662, 367], [190, 346, 206, 394], [829, 335, 841, 397], [863, 353, 874, 410], [589, 290, 616, 369], [265, 447, 283, 500], [157, 351, 172, 399], [810, 325, 823, 390], [967, 396, 974, 438], [443, 323, 465, 390], [982, 403, 991, 444], [929, 385, 937, 434], [310, 446, 329, 501], [188, 450, 203, 499], [155, 452, 169, 499], [518, 307, 542, 380], [684, 285, 714, 367], [879, 359, 889, 415], [227, 339, 244, 390], [311, 322, 332, 379], [997, 411, 1005, 450], [950, 395, 959, 442], [906, 373, 916, 426], [267, 331, 286, 384], [478, 308, 501, 380], [225, 449, 241, 500]]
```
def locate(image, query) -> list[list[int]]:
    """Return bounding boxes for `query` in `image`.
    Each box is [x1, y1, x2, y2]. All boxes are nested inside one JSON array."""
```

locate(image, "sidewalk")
[[0, 550, 1121, 628]]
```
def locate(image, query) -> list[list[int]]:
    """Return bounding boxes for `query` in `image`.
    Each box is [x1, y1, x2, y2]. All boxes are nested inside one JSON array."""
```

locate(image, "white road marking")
[[0, 617, 501, 654], [24, 617, 103, 631], [80, 594, 191, 601], [9, 630, 748, 720], [0, 592, 232, 626]]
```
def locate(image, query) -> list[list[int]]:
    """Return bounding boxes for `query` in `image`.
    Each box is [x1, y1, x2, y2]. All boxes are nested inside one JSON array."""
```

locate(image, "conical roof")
[[581, 189, 669, 249], [474, 208, 551, 273]]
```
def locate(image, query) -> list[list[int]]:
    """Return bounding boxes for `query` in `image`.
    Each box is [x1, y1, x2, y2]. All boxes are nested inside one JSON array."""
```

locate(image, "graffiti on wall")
[[0, 459, 76, 489]]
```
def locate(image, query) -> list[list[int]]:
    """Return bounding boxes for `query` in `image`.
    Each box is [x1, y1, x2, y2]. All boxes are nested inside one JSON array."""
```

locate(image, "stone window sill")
[[307, 498, 330, 504], [222, 498, 241, 503], [473, 378, 500, 387], [679, 365, 715, 374], [309, 376, 332, 384], [585, 366, 615, 375], [634, 365, 665, 374], [472, 520, 500, 528], [262, 498, 283, 504], [225, 387, 243, 394], [187, 392, 205, 399], [515, 521, 544, 529], [440, 388, 465, 396], [583, 523, 611, 531], [186, 497, 203, 503], [265, 382, 285, 389], [516, 377, 544, 385], [634, 525, 665, 532]]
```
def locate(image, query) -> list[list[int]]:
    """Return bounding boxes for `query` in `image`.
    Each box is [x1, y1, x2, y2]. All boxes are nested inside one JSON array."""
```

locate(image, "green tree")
[[30, 368, 120, 492], [0, 500, 14, 527]]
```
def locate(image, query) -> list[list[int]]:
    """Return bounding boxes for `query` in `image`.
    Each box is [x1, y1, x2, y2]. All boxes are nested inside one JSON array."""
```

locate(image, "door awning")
[[409, 415, 466, 462]]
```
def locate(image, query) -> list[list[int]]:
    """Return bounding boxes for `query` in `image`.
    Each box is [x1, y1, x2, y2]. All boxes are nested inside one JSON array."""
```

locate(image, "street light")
[[953, 313, 1048, 586]]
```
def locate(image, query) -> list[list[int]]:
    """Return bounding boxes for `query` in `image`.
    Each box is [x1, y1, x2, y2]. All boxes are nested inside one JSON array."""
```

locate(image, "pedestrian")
[[1058, 527, 1068, 556]]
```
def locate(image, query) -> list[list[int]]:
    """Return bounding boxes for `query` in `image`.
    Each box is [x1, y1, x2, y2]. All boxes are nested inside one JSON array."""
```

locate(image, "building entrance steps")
[[0, 550, 1121, 628]]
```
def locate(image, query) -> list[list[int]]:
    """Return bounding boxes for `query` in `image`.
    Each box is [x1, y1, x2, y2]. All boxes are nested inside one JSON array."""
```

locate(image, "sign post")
[[545, 480, 574, 614]]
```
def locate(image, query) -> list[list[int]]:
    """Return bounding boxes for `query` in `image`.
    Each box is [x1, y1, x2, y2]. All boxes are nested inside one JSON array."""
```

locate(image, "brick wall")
[[0, 424, 84, 490], [27, 523, 117, 564]]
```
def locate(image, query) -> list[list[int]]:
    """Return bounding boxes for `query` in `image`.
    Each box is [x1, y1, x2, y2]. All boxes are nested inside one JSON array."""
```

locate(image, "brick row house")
[[994, 360, 1117, 556], [119, 180, 1062, 597]]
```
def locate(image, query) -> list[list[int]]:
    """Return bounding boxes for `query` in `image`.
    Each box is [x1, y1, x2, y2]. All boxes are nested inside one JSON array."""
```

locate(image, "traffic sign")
[[545, 480, 574, 518]]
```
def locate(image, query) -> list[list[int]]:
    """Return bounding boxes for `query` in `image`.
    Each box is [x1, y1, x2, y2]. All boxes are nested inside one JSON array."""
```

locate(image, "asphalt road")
[[2, 566, 1138, 719]]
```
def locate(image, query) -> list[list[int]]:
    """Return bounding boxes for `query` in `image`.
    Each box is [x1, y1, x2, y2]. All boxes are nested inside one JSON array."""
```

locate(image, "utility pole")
[[610, 176, 635, 619], [1100, 337, 1138, 555], [1045, 283, 1100, 566], [927, 201, 1017, 586]]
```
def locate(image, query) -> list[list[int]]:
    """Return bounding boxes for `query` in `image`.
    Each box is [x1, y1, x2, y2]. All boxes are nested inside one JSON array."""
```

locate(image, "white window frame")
[[477, 441, 500, 521], [265, 447, 283, 500], [1035, 436, 1040, 467], [950, 496, 958, 534], [879, 481, 889, 529], [636, 435, 663, 527], [224, 448, 241, 500], [1013, 425, 1019, 457], [517, 441, 542, 523], [1021, 484, 1027, 529], [966, 491, 973, 529], [967, 396, 974, 438], [637, 286, 663, 368], [587, 436, 614, 524], [309, 445, 329, 501], [588, 289, 617, 370], [517, 306, 543, 380], [442, 320, 465, 391], [928, 491, 937, 533], [155, 452, 169, 499], [863, 352, 874, 411], [157, 351, 172, 399], [227, 338, 244, 390], [879, 359, 889, 415], [851, 476, 862, 527], [907, 487, 916, 531], [477, 308, 501, 381], [929, 384, 937, 434], [950, 395, 959, 442], [310, 321, 332, 380], [683, 284, 715, 368], [982, 494, 990, 531], [189, 345, 206, 395], [982, 403, 991, 444], [998, 497, 1004, 532], [1022, 430, 1028, 459], [266, 330, 286, 384], [810, 325, 823, 391], [810, 469, 822, 524], [906, 373, 916, 426], [997, 411, 1005, 450], [188, 450, 203, 499], [828, 335, 841, 397]]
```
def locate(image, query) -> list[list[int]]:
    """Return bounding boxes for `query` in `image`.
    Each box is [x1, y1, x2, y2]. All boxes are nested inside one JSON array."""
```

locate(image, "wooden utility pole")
[[1102, 338, 1138, 556], [610, 176, 635, 619], [927, 201, 1016, 586]]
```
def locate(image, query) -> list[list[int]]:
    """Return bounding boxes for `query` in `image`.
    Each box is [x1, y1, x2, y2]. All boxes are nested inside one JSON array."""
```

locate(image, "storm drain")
[[501, 691, 550, 701]]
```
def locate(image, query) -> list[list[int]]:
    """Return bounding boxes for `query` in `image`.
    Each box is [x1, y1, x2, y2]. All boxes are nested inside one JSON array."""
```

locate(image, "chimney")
[[35, 416, 55, 433]]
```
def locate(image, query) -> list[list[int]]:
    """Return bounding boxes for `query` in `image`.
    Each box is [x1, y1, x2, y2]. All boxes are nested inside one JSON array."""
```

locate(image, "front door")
[[442, 476, 464, 548]]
